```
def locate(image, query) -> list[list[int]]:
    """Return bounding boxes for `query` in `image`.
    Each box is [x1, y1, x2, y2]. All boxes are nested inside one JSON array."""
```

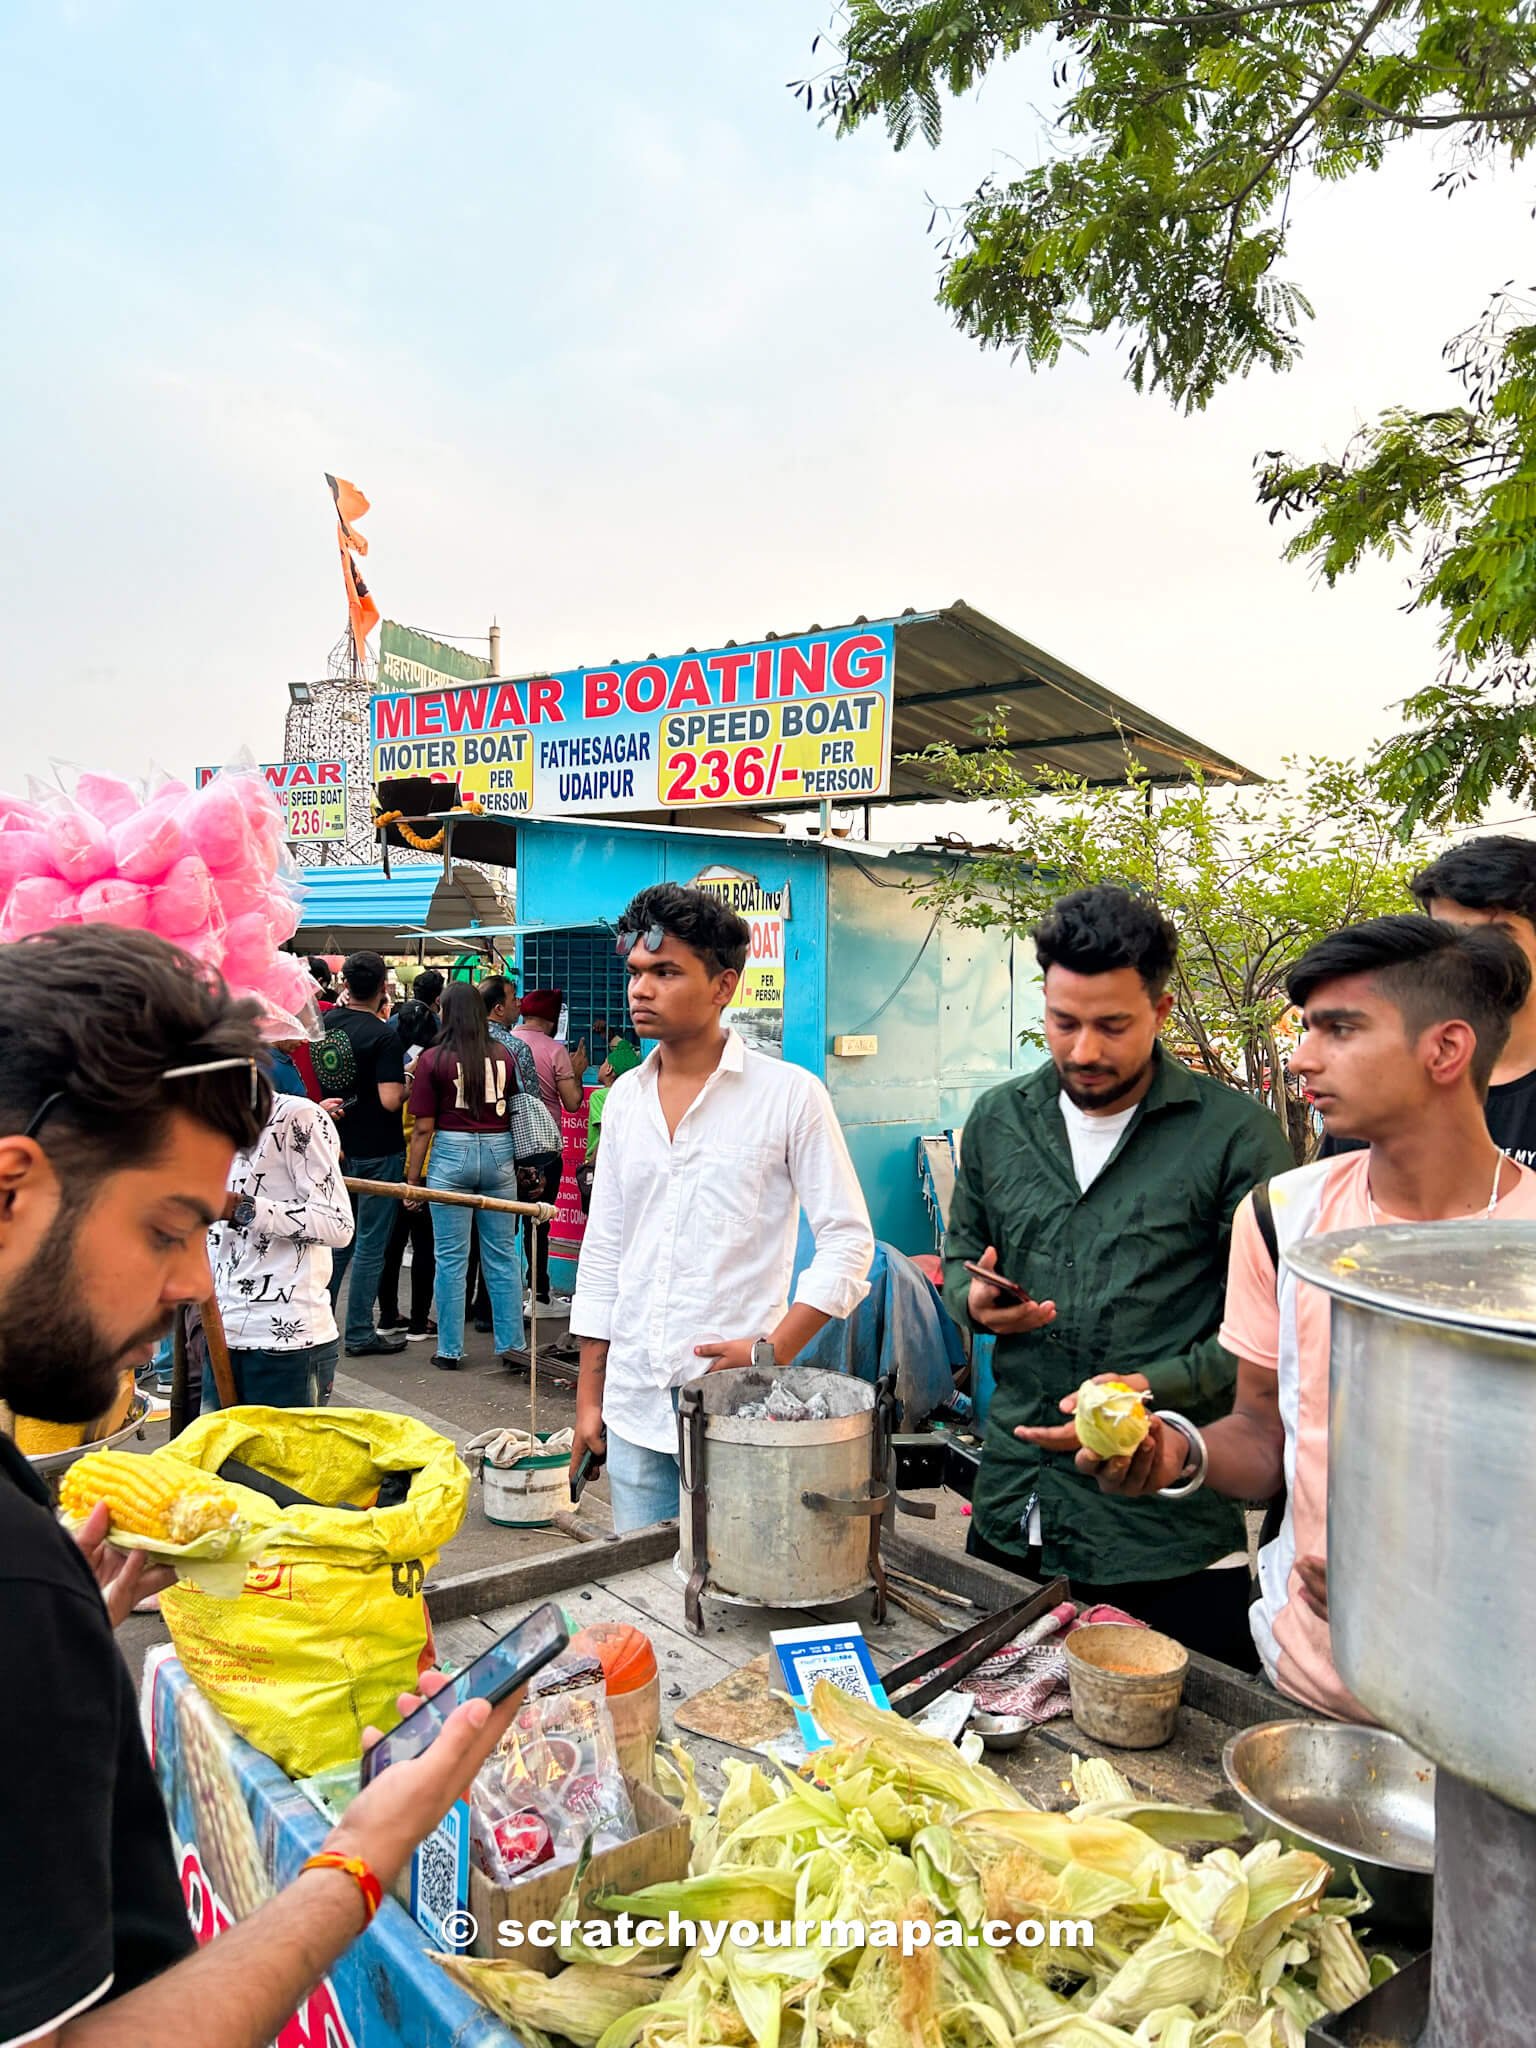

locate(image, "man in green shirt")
[[943, 885, 1292, 1668]]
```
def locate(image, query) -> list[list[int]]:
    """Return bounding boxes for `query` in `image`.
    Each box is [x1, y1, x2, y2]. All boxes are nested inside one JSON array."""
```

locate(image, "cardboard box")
[[469, 1777, 690, 1968]]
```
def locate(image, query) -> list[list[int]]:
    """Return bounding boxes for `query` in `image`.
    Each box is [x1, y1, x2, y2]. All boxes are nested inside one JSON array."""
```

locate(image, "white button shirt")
[[569, 1029, 875, 1453]]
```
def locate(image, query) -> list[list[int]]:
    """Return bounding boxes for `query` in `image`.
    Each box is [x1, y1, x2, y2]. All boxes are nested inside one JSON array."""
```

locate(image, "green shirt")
[[942, 1047, 1293, 1585]]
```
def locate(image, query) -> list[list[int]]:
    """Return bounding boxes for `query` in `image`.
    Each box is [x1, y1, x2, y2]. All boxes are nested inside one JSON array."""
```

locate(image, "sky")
[[1, 1, 1531, 809]]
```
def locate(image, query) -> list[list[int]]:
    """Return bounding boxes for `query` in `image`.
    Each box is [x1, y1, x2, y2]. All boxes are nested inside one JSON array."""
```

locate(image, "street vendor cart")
[[146, 1505, 1324, 2048]]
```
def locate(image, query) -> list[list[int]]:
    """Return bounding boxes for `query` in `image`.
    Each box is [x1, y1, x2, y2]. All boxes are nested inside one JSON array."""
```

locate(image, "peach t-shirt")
[[1220, 1149, 1536, 1719]]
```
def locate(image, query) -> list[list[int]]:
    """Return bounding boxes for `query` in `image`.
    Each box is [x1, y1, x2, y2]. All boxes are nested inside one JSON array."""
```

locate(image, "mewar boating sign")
[[368, 621, 895, 818]]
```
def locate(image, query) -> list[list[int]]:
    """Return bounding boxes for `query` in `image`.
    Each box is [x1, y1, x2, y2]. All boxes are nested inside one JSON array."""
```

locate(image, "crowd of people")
[[3, 838, 1534, 2043], [197, 951, 641, 1400]]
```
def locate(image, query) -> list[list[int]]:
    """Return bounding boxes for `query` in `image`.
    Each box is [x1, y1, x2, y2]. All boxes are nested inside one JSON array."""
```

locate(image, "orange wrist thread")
[[300, 1851, 383, 1926]]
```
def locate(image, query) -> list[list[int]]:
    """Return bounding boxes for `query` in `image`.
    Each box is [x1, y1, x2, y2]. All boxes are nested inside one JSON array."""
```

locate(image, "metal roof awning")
[[880, 602, 1256, 799], [293, 861, 513, 954], [362, 601, 1257, 846], [388, 919, 612, 945]]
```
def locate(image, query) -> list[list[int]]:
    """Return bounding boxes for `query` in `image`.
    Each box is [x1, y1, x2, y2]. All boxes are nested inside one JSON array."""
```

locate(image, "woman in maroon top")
[[405, 983, 528, 1369]]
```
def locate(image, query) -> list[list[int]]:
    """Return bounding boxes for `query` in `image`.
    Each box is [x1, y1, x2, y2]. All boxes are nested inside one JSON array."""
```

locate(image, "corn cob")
[[12, 1369, 138, 1456], [12, 1413, 88, 1454], [60, 1450, 240, 1543]]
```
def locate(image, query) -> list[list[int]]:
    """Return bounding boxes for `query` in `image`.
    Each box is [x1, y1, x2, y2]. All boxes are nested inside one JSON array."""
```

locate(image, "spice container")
[[1066, 1623, 1188, 1748]]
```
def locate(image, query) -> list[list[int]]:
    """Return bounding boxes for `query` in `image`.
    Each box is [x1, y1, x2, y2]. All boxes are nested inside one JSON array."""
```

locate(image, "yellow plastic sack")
[[158, 1406, 470, 1778]]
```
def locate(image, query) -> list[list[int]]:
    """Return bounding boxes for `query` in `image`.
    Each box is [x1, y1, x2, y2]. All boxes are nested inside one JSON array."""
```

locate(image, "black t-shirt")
[[0, 1435, 194, 2039], [325, 1005, 406, 1159], [1319, 1063, 1536, 1168]]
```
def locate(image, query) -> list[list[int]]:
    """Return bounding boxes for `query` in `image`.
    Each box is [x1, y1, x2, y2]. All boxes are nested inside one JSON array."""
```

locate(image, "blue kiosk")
[[362, 600, 1252, 1269]]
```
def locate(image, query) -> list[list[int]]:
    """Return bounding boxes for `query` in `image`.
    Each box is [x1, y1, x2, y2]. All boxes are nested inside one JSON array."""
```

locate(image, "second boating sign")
[[368, 621, 895, 818]]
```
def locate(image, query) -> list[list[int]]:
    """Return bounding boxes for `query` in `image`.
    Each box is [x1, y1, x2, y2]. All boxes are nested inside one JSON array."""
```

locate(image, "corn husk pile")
[[436, 1681, 1392, 2048]]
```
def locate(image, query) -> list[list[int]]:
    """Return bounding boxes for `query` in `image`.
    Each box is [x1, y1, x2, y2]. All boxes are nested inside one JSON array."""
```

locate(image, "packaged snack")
[[528, 1650, 606, 1702], [470, 1688, 638, 1887]]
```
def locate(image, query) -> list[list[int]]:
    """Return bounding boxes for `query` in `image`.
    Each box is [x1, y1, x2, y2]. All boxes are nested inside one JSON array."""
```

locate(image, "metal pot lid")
[[1284, 1220, 1536, 1337]]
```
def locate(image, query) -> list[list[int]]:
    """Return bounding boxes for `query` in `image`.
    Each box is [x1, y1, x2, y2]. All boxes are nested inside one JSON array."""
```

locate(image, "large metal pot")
[[677, 1364, 886, 1608], [1285, 1220, 1536, 1816]]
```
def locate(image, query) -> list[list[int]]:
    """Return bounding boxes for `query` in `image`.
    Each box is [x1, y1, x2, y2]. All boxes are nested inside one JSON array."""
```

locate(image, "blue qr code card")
[[770, 1624, 890, 1751], [410, 1796, 471, 1949]]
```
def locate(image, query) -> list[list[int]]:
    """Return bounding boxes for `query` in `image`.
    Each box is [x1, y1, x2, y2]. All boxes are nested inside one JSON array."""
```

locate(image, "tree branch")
[[1219, 0, 1395, 277]]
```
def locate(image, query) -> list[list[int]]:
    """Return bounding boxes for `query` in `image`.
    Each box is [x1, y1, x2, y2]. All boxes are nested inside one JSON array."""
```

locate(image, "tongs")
[[882, 1576, 1072, 1719]]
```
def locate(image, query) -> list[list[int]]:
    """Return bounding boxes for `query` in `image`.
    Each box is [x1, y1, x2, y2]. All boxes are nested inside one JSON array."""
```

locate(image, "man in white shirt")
[[568, 883, 875, 1531], [205, 1091, 354, 1409]]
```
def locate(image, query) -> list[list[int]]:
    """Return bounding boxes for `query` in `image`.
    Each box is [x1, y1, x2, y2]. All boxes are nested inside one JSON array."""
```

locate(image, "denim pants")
[[427, 1132, 526, 1359], [329, 1150, 405, 1348], [606, 1430, 682, 1532], [201, 1339, 339, 1413]]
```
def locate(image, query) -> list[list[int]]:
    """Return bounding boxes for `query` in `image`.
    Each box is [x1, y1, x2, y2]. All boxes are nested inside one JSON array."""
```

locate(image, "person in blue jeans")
[[404, 982, 530, 1371], [321, 950, 409, 1356]]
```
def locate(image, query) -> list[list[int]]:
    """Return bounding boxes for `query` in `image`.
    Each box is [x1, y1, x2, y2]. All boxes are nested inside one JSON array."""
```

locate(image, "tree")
[[797, 2, 1536, 824], [908, 735, 1432, 1158]]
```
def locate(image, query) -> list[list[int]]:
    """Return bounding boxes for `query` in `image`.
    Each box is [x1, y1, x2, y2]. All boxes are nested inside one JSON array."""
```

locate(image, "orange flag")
[[326, 473, 377, 663], [327, 474, 369, 558], [342, 550, 380, 666], [327, 474, 370, 526]]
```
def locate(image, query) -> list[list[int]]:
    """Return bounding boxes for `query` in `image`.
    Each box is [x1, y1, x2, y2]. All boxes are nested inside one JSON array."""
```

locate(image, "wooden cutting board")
[[673, 1653, 796, 1750]]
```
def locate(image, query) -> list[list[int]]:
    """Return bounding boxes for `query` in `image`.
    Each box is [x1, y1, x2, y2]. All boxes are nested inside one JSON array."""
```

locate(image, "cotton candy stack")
[[0, 770, 318, 1040]]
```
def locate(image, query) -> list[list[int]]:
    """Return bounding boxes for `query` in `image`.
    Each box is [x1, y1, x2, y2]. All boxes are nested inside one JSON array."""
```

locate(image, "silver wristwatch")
[[750, 1337, 777, 1373]]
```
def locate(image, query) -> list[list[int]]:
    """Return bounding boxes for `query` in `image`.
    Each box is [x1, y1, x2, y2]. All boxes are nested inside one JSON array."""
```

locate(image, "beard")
[[0, 1202, 171, 1425], [1057, 1056, 1154, 1112]]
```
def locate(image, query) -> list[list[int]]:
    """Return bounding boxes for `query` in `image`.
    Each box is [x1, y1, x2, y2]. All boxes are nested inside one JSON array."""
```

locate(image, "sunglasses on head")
[[615, 922, 667, 961], [23, 1055, 264, 1143]]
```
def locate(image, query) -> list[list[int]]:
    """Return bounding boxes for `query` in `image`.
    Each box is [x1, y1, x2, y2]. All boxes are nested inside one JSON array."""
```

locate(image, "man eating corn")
[[1021, 916, 1536, 1717], [0, 926, 525, 2048]]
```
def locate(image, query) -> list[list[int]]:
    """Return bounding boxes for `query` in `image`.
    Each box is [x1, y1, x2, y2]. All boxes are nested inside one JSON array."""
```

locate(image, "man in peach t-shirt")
[[1019, 913, 1536, 1717]]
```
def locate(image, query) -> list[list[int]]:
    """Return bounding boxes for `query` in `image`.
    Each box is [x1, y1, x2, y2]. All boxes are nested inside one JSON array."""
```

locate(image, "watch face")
[[751, 1339, 776, 1372]]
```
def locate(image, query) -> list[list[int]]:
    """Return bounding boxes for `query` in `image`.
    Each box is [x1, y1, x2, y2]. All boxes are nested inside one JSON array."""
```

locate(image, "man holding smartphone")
[[943, 885, 1292, 1666], [0, 927, 522, 2048]]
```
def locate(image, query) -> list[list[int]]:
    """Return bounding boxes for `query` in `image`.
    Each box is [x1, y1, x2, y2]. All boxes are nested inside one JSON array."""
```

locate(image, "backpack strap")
[[1250, 1178, 1279, 1274], [1247, 1177, 1287, 1549]]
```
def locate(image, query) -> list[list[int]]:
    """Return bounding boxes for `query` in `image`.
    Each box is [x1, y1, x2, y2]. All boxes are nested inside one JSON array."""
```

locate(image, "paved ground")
[[114, 1281, 976, 1687]]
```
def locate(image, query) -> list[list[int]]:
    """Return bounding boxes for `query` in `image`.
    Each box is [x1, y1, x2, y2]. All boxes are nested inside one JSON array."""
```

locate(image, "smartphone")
[[962, 1258, 1033, 1304], [569, 1447, 603, 1504], [359, 1601, 569, 1784]]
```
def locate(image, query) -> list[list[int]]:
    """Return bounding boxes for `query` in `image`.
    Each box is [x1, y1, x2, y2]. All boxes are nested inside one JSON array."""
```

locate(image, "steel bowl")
[[970, 1710, 1031, 1751], [23, 1390, 164, 1480], [1222, 1720, 1435, 1939]]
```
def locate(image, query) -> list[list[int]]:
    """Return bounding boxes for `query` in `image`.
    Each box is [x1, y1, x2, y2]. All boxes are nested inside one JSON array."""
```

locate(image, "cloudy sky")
[[1, 2, 1529, 804]]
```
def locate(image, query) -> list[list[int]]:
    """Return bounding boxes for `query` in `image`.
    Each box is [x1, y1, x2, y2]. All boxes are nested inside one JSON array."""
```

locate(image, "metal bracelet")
[[1154, 1410, 1208, 1498]]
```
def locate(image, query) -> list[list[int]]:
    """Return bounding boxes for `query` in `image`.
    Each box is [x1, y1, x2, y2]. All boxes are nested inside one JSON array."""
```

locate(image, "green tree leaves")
[[798, 1, 1536, 819], [907, 730, 1430, 1157]]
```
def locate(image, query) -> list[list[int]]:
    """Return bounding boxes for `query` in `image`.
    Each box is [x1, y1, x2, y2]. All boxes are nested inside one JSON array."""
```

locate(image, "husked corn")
[[60, 1451, 239, 1543], [13, 1414, 88, 1454]]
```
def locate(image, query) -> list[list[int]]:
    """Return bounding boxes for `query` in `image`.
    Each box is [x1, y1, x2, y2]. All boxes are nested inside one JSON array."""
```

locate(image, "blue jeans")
[[329, 1151, 405, 1348], [606, 1431, 681, 1532], [201, 1339, 339, 1413], [427, 1133, 526, 1359]]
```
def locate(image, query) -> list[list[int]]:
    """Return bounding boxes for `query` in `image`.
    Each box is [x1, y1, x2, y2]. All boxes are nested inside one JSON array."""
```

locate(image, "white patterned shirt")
[[570, 1029, 874, 1452], [210, 1095, 354, 1351]]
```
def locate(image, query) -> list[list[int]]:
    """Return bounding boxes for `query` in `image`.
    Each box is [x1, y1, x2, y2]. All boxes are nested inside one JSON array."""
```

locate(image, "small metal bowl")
[[970, 1710, 1031, 1751], [24, 1390, 162, 1479], [1222, 1720, 1435, 1938]]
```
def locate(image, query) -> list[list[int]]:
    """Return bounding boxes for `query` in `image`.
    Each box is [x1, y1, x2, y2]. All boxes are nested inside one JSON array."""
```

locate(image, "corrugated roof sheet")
[[297, 866, 440, 927], [883, 602, 1255, 796], [487, 602, 1255, 822], [293, 862, 512, 949]]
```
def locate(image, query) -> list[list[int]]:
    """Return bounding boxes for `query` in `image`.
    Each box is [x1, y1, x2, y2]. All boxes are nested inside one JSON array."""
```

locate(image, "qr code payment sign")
[[411, 1797, 470, 1949], [792, 1652, 870, 1698]]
